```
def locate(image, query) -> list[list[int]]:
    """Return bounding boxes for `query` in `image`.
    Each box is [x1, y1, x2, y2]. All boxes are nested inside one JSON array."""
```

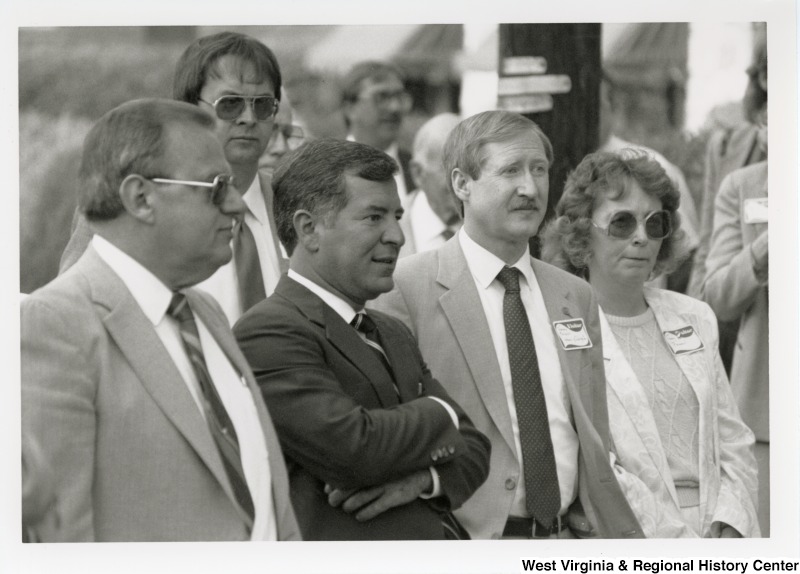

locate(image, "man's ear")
[[757, 68, 768, 93], [409, 158, 423, 190], [451, 168, 471, 204], [118, 174, 155, 224], [293, 209, 321, 252]]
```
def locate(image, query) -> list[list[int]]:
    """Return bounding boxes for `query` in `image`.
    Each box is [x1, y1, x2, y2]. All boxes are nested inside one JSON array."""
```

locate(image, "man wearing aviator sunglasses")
[[60, 32, 287, 325]]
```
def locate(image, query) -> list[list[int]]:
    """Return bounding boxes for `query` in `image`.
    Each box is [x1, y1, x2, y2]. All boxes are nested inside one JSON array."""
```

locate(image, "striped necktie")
[[496, 266, 560, 526], [167, 292, 255, 523], [351, 312, 399, 396]]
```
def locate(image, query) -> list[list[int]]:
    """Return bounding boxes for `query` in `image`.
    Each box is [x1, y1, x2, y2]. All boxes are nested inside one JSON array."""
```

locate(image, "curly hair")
[[541, 150, 685, 280]]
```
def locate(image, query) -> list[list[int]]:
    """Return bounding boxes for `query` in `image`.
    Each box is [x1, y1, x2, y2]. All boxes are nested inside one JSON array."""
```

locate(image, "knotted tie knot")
[[167, 292, 192, 322], [351, 312, 378, 336], [496, 266, 521, 293]]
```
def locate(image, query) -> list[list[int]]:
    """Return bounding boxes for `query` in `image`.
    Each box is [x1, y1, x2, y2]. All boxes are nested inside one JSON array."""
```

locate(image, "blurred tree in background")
[[19, 28, 185, 292]]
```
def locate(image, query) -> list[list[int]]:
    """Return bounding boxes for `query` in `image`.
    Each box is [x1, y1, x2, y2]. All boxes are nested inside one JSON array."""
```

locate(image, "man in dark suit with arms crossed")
[[234, 138, 490, 540]]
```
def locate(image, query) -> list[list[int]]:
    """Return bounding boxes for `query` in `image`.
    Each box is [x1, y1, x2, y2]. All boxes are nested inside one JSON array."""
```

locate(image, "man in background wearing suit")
[[234, 138, 490, 540], [60, 32, 286, 325], [22, 99, 300, 542], [373, 111, 643, 539], [400, 112, 463, 257], [341, 61, 442, 253]]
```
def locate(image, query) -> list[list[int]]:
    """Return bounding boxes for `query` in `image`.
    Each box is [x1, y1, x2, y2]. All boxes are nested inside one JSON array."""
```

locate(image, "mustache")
[[510, 200, 539, 210]]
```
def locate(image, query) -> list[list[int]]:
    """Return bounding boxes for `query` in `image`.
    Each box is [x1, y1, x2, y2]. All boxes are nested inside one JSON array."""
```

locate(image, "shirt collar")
[[288, 269, 359, 324], [241, 174, 265, 224], [458, 228, 535, 291], [91, 234, 174, 326]]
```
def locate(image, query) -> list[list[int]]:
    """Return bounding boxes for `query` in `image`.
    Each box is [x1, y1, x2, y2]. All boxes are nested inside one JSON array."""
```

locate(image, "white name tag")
[[663, 326, 705, 356], [552, 318, 593, 350], [743, 198, 768, 224]]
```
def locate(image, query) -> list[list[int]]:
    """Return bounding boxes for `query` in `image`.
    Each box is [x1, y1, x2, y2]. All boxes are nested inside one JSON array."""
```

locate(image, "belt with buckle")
[[503, 515, 567, 538]]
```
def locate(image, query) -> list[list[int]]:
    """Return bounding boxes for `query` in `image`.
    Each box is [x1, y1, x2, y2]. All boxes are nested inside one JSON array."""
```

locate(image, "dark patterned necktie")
[[234, 219, 267, 312], [167, 292, 255, 522], [351, 311, 468, 539], [351, 312, 399, 396], [496, 266, 560, 526]]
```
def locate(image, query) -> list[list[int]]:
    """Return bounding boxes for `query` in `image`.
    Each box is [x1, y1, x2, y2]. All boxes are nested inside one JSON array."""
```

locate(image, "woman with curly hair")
[[541, 150, 759, 538]]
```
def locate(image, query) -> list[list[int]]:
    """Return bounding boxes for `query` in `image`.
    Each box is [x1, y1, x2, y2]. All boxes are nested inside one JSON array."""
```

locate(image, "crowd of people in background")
[[20, 29, 769, 542]]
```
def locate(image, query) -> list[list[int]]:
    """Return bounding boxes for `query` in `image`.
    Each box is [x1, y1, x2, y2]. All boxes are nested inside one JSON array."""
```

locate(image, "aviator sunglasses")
[[199, 95, 279, 121], [592, 210, 672, 240], [150, 174, 235, 205]]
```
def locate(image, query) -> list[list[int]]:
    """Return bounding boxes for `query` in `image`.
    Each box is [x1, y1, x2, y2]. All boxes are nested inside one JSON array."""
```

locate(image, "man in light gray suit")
[[21, 99, 300, 542], [373, 110, 643, 539]]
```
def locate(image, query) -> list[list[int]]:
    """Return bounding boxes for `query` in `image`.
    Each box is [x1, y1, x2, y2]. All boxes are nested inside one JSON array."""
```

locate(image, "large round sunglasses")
[[150, 174, 235, 205], [199, 95, 279, 121], [591, 210, 672, 240]]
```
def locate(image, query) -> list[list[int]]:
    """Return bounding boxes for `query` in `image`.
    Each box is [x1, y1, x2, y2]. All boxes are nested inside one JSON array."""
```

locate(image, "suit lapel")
[[371, 312, 417, 403], [188, 289, 295, 531], [82, 249, 233, 502], [437, 240, 516, 453], [531, 259, 594, 414], [276, 276, 399, 407]]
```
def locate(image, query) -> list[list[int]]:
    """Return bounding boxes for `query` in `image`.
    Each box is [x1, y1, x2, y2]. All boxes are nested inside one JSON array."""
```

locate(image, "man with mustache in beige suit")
[[373, 110, 643, 539]]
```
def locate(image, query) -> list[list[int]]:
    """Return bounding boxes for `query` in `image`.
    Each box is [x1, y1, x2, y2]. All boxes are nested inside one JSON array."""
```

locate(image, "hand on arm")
[[325, 469, 433, 521]]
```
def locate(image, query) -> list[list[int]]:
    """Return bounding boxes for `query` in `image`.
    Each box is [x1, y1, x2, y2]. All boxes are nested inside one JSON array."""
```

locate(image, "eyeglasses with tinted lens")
[[268, 123, 305, 150], [360, 90, 412, 111], [150, 174, 235, 205], [592, 210, 672, 240], [200, 95, 279, 121]]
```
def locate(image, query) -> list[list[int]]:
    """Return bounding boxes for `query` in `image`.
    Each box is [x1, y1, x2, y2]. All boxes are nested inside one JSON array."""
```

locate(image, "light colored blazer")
[[703, 161, 769, 442], [21, 246, 300, 542], [373, 237, 643, 539], [602, 288, 759, 538], [688, 124, 761, 299]]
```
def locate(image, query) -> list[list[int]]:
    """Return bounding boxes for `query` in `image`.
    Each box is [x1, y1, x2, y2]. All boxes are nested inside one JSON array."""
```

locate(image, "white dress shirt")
[[196, 176, 282, 325], [458, 230, 579, 517], [399, 190, 457, 258], [287, 269, 458, 497], [93, 235, 277, 540]]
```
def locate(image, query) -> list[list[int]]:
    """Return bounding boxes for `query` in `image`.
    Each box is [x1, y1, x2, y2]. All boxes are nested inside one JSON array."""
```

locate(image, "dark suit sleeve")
[[387, 316, 491, 511], [235, 303, 477, 491]]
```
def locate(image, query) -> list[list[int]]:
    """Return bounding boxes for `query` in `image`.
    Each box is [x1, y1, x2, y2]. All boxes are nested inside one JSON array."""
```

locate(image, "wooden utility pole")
[[498, 24, 602, 247]]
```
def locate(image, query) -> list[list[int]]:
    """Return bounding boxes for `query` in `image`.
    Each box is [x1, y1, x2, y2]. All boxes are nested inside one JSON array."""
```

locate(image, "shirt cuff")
[[427, 396, 459, 429], [419, 466, 442, 499]]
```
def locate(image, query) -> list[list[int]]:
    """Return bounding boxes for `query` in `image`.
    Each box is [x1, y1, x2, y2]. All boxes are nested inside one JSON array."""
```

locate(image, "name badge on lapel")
[[663, 326, 704, 356], [552, 318, 593, 350], [743, 198, 768, 224]]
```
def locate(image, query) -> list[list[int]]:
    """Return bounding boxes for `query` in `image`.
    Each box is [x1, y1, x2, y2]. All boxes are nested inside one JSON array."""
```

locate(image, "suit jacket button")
[[447, 445, 455, 454], [505, 478, 516, 490], [431, 452, 439, 461]]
